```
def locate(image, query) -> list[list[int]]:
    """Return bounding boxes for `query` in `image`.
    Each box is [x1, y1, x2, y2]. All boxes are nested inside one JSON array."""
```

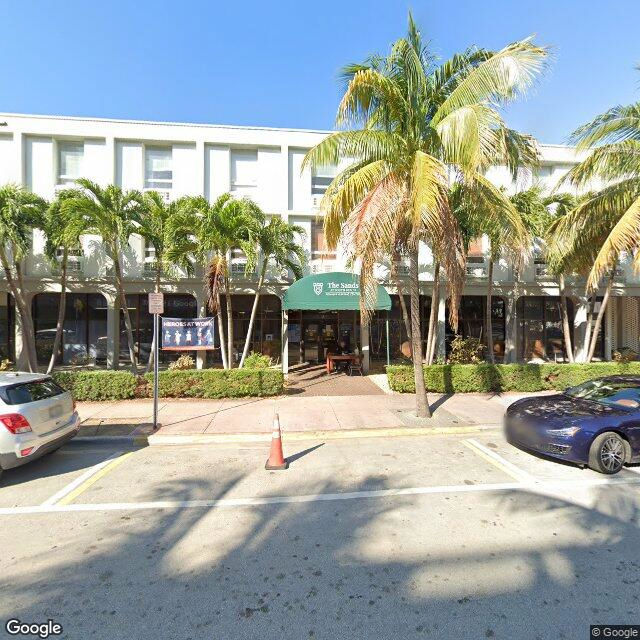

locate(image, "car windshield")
[[564, 380, 640, 409]]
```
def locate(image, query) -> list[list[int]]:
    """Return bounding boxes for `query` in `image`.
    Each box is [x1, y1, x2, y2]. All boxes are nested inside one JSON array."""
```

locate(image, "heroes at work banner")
[[161, 317, 216, 351]]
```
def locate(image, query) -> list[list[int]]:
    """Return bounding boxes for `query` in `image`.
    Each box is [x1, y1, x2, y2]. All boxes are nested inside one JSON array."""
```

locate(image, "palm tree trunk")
[[47, 250, 67, 374], [1, 250, 37, 372], [558, 273, 574, 363], [225, 279, 234, 368], [425, 262, 440, 365], [239, 259, 267, 368], [486, 259, 495, 364], [216, 290, 228, 369], [145, 269, 161, 374], [113, 247, 138, 375], [587, 269, 615, 363], [409, 246, 430, 419]]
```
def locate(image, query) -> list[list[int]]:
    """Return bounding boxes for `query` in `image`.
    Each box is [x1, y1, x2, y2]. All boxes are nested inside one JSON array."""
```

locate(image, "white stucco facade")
[[0, 112, 638, 370]]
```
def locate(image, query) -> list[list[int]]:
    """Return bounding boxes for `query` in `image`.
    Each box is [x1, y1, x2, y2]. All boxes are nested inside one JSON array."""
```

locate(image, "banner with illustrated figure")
[[161, 317, 217, 351]]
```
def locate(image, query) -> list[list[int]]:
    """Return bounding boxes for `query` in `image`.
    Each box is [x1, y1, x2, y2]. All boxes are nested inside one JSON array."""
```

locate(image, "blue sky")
[[1, 0, 638, 143]]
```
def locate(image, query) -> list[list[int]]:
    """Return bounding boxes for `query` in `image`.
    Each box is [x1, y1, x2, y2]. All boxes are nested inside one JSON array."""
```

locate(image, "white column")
[[106, 295, 120, 369], [574, 296, 589, 362], [14, 132, 25, 185], [281, 308, 289, 374], [281, 144, 290, 219], [436, 291, 447, 361], [104, 136, 116, 185], [504, 294, 517, 363], [195, 140, 206, 196], [361, 320, 370, 374]]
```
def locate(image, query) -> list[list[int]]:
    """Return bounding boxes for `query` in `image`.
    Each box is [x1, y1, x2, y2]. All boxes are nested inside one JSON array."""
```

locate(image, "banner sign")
[[161, 317, 216, 351]]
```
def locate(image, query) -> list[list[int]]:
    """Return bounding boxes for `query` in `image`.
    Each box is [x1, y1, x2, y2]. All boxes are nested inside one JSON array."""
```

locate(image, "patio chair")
[[348, 357, 363, 376]]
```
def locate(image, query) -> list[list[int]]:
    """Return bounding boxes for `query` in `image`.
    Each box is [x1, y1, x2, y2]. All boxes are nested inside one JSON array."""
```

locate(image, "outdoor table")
[[326, 353, 358, 373]]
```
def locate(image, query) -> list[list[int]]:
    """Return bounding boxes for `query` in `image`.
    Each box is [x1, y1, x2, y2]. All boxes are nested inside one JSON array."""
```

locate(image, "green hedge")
[[386, 362, 640, 394], [53, 368, 284, 400], [143, 369, 284, 398], [53, 371, 137, 401]]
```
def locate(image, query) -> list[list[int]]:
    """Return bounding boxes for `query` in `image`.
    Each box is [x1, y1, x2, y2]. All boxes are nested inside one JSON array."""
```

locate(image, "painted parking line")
[[4, 475, 640, 517], [464, 439, 537, 483], [40, 451, 134, 507]]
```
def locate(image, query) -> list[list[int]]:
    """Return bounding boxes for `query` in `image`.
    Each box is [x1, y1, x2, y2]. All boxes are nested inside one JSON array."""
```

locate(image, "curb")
[[147, 423, 499, 446], [70, 435, 149, 446]]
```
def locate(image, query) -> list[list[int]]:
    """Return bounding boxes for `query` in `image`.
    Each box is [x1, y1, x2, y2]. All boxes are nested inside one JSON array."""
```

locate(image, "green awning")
[[283, 272, 391, 311]]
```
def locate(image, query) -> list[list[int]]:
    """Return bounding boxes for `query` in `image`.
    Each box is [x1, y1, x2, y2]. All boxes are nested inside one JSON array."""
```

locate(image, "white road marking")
[[464, 438, 537, 483], [2, 476, 638, 516], [40, 452, 123, 506]]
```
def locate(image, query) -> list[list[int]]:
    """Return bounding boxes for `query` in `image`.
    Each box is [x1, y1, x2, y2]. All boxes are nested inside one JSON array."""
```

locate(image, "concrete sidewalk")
[[75, 390, 552, 442]]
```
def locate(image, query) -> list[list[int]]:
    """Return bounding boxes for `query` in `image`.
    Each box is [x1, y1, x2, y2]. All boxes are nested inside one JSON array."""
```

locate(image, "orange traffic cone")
[[265, 414, 288, 470]]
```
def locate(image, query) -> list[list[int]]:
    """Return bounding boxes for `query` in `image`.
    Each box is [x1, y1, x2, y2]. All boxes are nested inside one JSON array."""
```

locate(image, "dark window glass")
[[3, 379, 65, 405]]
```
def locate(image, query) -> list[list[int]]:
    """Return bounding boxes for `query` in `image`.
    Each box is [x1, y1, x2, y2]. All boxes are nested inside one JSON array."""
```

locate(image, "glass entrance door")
[[302, 315, 339, 364]]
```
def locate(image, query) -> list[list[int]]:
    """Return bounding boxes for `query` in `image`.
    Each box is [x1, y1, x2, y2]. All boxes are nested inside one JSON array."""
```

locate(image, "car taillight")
[[0, 413, 32, 434]]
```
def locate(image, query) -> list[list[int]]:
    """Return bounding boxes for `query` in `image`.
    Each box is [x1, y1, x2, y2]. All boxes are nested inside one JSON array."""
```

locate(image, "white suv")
[[0, 372, 80, 478]]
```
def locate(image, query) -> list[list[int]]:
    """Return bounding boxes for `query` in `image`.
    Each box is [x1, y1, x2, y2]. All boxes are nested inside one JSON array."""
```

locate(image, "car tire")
[[588, 432, 627, 474]]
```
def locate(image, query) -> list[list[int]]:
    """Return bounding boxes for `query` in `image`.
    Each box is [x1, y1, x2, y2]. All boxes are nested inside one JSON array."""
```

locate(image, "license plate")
[[49, 404, 64, 419]]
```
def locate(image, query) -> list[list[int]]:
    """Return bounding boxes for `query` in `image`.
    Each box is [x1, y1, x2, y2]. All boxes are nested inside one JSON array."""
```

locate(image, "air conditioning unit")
[[230, 261, 255, 277], [395, 264, 410, 276], [310, 262, 334, 274], [535, 264, 549, 278], [67, 260, 83, 274]]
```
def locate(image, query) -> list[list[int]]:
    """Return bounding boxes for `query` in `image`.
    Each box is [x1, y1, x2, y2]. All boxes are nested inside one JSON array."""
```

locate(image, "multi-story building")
[[0, 112, 638, 372]]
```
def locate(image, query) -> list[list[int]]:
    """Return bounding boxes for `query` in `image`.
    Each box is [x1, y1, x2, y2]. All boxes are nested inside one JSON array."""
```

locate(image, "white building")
[[0, 112, 638, 371]]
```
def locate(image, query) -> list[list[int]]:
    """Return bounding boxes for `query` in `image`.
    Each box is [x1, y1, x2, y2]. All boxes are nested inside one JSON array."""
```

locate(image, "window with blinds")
[[230, 149, 258, 191], [311, 164, 337, 195], [311, 220, 335, 258], [57, 142, 84, 185], [144, 146, 172, 190]]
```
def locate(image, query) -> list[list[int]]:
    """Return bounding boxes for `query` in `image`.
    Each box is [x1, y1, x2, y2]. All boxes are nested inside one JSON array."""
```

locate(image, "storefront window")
[[32, 293, 108, 366], [517, 296, 577, 361], [445, 296, 506, 360]]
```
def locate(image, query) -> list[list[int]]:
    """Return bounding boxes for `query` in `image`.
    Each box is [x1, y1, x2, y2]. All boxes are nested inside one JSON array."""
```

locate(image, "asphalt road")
[[1, 429, 639, 640]]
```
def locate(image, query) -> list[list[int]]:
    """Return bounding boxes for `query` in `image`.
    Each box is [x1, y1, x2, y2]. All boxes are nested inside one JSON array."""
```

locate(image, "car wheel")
[[588, 432, 627, 474]]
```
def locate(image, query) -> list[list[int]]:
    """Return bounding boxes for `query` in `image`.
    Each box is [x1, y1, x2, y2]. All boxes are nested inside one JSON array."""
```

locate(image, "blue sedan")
[[504, 376, 640, 474]]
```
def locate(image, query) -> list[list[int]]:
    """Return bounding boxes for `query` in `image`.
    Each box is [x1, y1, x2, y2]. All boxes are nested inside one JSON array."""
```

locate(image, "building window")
[[145, 146, 172, 190], [311, 164, 337, 196], [230, 149, 258, 192], [57, 141, 84, 185], [311, 219, 335, 259]]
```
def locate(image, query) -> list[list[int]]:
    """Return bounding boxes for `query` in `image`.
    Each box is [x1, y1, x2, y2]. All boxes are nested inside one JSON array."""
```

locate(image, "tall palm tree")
[[169, 194, 262, 369], [0, 184, 47, 371], [304, 15, 546, 417], [238, 216, 305, 368], [137, 192, 194, 372], [42, 188, 86, 373], [64, 180, 144, 375], [553, 92, 640, 362]]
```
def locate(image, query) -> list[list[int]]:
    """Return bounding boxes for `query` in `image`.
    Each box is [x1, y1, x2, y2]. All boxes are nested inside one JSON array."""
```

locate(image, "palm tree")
[[170, 194, 262, 369], [553, 92, 640, 362], [137, 192, 194, 372], [0, 184, 47, 371], [304, 15, 546, 417], [42, 188, 86, 373], [238, 216, 305, 368], [64, 180, 144, 374]]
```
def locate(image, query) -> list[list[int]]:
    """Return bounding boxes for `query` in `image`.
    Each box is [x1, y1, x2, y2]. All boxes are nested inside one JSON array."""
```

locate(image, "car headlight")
[[546, 426, 581, 437]]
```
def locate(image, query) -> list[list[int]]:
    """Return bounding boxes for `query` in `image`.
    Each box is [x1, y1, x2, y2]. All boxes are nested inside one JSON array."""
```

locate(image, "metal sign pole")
[[153, 312, 159, 430]]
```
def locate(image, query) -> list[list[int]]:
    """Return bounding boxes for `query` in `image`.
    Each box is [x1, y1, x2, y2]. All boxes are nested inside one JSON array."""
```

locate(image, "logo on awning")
[[313, 282, 324, 295]]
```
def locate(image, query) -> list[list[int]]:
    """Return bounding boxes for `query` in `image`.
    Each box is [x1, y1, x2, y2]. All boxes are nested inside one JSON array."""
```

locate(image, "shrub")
[[53, 370, 137, 401], [448, 335, 484, 364], [613, 348, 638, 363], [168, 354, 195, 371], [243, 352, 273, 369], [386, 362, 640, 394], [143, 368, 284, 398]]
